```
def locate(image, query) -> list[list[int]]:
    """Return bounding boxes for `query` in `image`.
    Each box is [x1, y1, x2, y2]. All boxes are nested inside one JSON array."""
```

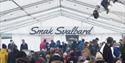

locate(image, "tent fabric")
[[0, 0, 125, 33]]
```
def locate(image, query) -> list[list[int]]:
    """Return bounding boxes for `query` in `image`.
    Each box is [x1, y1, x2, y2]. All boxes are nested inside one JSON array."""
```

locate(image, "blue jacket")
[[56, 41, 61, 48], [50, 41, 56, 48], [114, 47, 120, 58], [78, 40, 84, 51]]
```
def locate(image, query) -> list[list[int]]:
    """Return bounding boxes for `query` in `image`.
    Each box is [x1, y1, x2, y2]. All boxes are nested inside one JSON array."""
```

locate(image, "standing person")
[[8, 39, 17, 51], [89, 40, 97, 60], [95, 38, 100, 51], [20, 39, 28, 51], [121, 36, 125, 63], [7, 47, 19, 63], [46, 42, 50, 51], [66, 49, 77, 63], [62, 42, 67, 52], [102, 37, 114, 63], [70, 40, 77, 50], [55, 40, 61, 48], [78, 39, 85, 52], [40, 39, 47, 50], [83, 42, 91, 61], [50, 40, 56, 48], [0, 44, 8, 63]]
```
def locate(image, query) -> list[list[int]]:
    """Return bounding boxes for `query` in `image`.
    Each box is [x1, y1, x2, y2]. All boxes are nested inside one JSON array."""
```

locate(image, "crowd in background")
[[0, 36, 125, 63]]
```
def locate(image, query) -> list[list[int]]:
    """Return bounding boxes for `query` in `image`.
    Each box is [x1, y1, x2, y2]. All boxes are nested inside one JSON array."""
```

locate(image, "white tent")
[[0, 0, 125, 33], [0, 0, 125, 51]]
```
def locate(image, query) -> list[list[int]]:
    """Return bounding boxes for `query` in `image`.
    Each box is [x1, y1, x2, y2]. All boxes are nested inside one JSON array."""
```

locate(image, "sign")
[[66, 35, 79, 42], [29, 26, 93, 35], [1, 33, 12, 39]]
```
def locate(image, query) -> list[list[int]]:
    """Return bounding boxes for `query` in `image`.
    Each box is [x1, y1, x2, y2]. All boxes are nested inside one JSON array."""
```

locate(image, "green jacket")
[[120, 44, 125, 54]]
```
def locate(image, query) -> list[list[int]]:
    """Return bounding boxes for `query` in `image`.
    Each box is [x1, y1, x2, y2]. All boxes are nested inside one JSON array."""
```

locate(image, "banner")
[[29, 26, 93, 35], [1, 33, 12, 39], [66, 35, 79, 42]]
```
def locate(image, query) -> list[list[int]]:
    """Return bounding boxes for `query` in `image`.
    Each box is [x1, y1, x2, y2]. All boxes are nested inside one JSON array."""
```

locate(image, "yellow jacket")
[[0, 49, 8, 63]]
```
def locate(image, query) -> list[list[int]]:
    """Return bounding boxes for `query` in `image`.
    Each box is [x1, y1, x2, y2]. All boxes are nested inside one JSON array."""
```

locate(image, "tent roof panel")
[[0, 1, 17, 12]]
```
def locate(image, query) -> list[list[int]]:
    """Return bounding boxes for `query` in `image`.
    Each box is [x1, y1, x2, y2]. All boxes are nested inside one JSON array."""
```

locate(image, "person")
[[46, 42, 50, 51], [89, 40, 97, 60], [40, 39, 47, 50], [35, 50, 47, 63], [66, 49, 77, 63], [8, 39, 17, 51], [7, 47, 19, 63], [16, 51, 30, 63], [113, 43, 120, 58], [0, 44, 8, 63], [62, 42, 67, 52], [78, 39, 84, 52], [78, 50, 87, 63], [55, 40, 61, 48], [50, 40, 56, 48], [78, 42, 91, 63], [20, 39, 28, 51], [102, 37, 114, 63], [49, 48, 63, 63], [83, 47, 91, 62], [121, 36, 125, 63], [70, 40, 77, 50]]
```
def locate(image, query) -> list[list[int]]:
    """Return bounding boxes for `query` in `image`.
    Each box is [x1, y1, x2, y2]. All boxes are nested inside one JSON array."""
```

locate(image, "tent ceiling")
[[0, 0, 125, 33]]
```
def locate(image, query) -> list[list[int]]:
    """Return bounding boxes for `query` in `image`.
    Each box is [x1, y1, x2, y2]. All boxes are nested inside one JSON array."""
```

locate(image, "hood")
[[0, 49, 7, 54]]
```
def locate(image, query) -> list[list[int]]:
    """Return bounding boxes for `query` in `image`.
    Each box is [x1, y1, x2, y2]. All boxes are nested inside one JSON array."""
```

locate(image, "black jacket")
[[103, 43, 114, 63], [20, 43, 28, 51]]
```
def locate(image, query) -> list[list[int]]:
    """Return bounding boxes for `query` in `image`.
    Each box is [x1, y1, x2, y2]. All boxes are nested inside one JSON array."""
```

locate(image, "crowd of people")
[[0, 36, 125, 63]]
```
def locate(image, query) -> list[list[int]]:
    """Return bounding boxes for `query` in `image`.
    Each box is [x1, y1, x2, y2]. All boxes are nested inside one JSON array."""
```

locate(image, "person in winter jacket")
[[40, 39, 47, 50], [70, 40, 77, 50], [121, 36, 125, 63], [113, 43, 120, 58], [89, 41, 96, 57], [49, 49, 64, 63], [50, 40, 56, 48], [7, 47, 19, 63], [67, 49, 77, 63], [20, 39, 28, 51], [0, 44, 8, 63], [16, 51, 30, 63], [36, 51, 46, 63], [8, 39, 17, 51], [62, 42, 67, 52], [55, 40, 61, 48], [78, 39, 84, 52], [102, 37, 114, 63]]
